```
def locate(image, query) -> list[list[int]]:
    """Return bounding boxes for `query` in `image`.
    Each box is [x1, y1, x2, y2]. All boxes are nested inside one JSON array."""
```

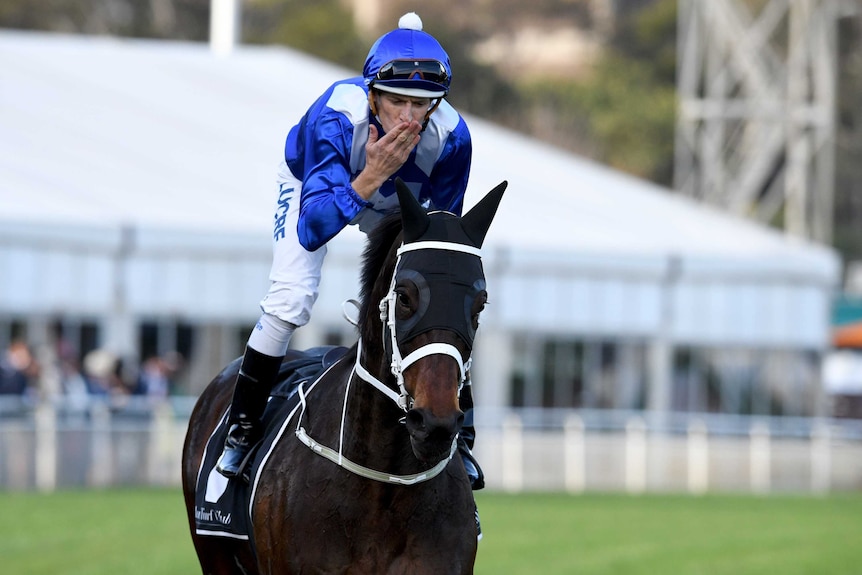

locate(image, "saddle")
[[193, 345, 348, 539]]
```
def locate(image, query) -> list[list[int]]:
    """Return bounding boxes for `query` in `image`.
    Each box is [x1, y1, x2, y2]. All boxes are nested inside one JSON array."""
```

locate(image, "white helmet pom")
[[398, 12, 423, 31]]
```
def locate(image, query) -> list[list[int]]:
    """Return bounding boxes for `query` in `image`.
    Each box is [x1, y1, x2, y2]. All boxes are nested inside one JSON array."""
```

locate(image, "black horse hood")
[[395, 178, 507, 249], [392, 178, 507, 347]]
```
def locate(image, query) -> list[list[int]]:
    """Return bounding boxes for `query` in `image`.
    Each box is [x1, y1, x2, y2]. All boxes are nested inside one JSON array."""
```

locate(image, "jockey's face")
[[373, 91, 432, 133]]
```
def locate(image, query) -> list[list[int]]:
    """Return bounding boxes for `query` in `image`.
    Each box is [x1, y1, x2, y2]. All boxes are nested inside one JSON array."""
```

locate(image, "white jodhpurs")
[[249, 162, 326, 356]]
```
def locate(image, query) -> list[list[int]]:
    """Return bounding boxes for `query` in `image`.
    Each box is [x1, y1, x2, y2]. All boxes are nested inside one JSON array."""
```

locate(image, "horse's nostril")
[[405, 409, 425, 432], [406, 408, 464, 441]]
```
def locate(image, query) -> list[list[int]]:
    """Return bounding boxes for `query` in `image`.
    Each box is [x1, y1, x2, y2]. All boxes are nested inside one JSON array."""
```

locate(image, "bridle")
[[294, 237, 483, 485], [359, 238, 479, 411]]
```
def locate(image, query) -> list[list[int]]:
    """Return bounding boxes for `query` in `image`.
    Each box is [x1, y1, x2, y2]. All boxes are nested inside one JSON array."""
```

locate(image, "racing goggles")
[[376, 59, 449, 88]]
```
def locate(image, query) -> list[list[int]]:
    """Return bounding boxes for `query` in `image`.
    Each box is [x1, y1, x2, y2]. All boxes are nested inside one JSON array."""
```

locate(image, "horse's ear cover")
[[461, 181, 507, 248], [396, 178, 430, 243]]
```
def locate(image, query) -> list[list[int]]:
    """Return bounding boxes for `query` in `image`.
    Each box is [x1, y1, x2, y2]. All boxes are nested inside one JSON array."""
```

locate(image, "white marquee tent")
[[0, 30, 841, 409]]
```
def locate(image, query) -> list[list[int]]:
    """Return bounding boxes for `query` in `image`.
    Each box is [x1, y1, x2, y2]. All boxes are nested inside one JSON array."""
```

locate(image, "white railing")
[[0, 395, 195, 491], [475, 408, 862, 494], [1, 397, 861, 493]]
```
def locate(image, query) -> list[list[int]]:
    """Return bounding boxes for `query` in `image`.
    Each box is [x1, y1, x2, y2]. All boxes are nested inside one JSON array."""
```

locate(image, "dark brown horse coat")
[[182, 180, 506, 574]]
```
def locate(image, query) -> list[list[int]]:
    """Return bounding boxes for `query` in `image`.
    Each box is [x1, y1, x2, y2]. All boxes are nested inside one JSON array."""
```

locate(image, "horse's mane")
[[358, 212, 404, 334]]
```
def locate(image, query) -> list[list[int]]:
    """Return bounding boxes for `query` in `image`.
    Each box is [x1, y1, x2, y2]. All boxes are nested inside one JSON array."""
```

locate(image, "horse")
[[181, 178, 506, 574]]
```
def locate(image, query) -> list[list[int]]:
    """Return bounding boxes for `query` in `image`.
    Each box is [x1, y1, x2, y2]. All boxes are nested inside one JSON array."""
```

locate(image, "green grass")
[[1, 489, 860, 574], [475, 492, 862, 575], [0, 489, 198, 575]]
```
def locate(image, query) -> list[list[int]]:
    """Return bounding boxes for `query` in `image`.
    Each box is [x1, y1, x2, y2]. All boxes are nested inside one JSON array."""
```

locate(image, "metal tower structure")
[[674, 0, 848, 242]]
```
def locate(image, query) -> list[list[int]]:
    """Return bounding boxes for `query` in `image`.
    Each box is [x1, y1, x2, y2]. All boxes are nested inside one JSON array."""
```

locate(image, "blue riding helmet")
[[363, 13, 452, 99]]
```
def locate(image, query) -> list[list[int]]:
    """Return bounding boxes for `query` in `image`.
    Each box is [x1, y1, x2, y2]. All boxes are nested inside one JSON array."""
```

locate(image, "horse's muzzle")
[[404, 408, 464, 462]]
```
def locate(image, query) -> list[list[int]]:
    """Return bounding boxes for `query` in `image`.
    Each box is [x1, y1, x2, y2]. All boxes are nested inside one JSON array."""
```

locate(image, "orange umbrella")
[[833, 322, 862, 348]]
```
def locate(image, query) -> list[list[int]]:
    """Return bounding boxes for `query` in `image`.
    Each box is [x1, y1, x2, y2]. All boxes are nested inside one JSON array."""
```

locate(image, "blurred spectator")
[[82, 348, 127, 397], [0, 340, 38, 395], [133, 351, 184, 400]]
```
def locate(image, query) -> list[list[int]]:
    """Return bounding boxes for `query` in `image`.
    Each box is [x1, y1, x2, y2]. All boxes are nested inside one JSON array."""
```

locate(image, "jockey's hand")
[[352, 120, 421, 201]]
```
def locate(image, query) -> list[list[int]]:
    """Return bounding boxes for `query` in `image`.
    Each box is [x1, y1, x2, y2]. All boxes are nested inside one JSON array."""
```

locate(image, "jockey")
[[216, 13, 485, 494]]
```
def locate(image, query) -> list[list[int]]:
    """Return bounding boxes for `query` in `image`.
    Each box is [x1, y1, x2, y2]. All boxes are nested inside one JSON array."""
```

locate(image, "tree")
[[516, 0, 678, 185], [0, 0, 209, 39], [243, 0, 365, 69], [834, 13, 862, 264]]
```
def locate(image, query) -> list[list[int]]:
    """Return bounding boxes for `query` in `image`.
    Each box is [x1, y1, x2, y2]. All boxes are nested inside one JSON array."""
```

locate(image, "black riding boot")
[[458, 383, 485, 491], [459, 383, 484, 540], [216, 347, 283, 479]]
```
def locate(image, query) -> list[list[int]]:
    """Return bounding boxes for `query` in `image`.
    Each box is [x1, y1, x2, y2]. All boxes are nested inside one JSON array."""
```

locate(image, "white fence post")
[[89, 402, 113, 487], [35, 402, 57, 492], [750, 421, 771, 493], [565, 414, 586, 493], [625, 416, 647, 494], [687, 419, 709, 494], [147, 401, 176, 486], [502, 413, 523, 492], [811, 421, 831, 494]]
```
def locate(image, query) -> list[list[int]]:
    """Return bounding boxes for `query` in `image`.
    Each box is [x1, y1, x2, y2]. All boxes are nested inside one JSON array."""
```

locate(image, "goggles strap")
[[422, 98, 443, 131], [368, 90, 379, 118]]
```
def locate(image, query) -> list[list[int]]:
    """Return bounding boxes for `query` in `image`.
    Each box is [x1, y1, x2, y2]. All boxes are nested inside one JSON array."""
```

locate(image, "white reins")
[[293, 356, 459, 486]]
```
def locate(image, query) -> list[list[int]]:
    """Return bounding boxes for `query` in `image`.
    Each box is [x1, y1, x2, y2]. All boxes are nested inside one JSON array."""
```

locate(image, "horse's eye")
[[394, 285, 417, 320], [397, 291, 410, 308]]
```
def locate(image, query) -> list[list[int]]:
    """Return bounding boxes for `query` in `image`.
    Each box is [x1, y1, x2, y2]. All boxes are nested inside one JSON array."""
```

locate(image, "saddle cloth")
[[193, 346, 347, 539]]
